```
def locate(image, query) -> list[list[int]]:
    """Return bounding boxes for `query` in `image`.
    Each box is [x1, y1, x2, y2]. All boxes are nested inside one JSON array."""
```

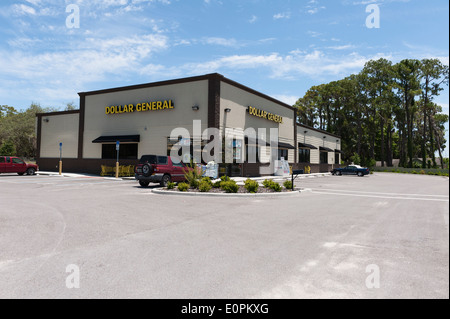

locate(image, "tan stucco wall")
[[40, 113, 79, 158], [83, 80, 209, 159], [297, 126, 341, 164], [220, 82, 296, 163]]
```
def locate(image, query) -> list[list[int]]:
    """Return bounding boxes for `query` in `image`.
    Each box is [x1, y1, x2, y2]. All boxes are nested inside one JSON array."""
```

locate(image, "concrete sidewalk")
[[37, 171, 114, 179], [37, 170, 331, 182], [232, 173, 331, 183]]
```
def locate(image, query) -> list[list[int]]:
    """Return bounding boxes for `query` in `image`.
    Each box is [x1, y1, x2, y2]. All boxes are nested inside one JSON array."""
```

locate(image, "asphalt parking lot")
[[0, 173, 448, 299]]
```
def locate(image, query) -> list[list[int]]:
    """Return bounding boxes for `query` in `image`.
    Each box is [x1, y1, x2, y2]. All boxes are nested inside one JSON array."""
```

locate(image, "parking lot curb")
[[151, 189, 307, 197]]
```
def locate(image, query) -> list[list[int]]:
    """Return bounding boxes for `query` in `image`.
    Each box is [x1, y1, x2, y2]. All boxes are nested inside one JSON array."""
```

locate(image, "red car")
[[135, 155, 191, 187], [0, 156, 39, 176]]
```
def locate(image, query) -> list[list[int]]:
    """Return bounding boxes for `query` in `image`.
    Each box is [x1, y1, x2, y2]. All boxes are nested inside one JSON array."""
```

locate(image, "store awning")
[[92, 135, 141, 143], [320, 146, 334, 152], [278, 142, 296, 150], [299, 143, 318, 150], [335, 149, 344, 154]]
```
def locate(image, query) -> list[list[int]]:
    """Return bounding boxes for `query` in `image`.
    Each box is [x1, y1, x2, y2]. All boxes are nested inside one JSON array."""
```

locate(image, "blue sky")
[[0, 0, 449, 155]]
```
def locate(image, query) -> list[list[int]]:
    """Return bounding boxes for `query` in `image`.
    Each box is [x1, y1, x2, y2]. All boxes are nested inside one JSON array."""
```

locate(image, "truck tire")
[[139, 180, 150, 188], [27, 168, 36, 175], [160, 175, 171, 187]]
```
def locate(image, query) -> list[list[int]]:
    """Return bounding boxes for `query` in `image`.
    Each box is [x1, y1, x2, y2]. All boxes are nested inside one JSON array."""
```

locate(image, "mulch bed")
[[166, 186, 295, 194]]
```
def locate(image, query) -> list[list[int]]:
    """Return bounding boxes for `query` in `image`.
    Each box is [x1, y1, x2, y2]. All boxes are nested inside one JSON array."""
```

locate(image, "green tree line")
[[295, 58, 449, 169], [0, 103, 77, 158]]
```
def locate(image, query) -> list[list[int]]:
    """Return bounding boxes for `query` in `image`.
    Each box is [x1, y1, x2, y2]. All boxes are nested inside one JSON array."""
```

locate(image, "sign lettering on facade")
[[106, 100, 174, 115], [248, 106, 283, 124]]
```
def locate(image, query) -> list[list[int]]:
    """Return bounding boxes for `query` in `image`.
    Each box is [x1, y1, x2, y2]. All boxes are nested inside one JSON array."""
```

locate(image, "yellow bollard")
[[59, 161, 63, 175]]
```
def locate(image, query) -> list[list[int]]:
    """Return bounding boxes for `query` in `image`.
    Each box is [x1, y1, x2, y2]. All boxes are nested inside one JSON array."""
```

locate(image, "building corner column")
[[78, 93, 86, 160]]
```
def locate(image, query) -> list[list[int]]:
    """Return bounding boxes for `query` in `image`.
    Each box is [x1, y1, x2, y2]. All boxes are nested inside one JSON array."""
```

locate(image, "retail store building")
[[36, 73, 341, 176]]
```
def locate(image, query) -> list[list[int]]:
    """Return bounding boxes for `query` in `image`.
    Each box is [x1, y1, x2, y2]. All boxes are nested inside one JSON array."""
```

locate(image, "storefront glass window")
[[299, 149, 311, 163], [335, 152, 340, 164], [320, 151, 329, 164], [278, 149, 289, 161]]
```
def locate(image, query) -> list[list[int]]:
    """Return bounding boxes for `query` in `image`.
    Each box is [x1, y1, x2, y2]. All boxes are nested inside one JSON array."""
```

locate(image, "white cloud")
[[327, 44, 356, 50], [272, 95, 299, 106], [24, 0, 41, 5], [273, 12, 291, 20], [305, 0, 326, 15], [140, 50, 392, 80], [249, 15, 258, 23], [12, 4, 36, 15], [307, 31, 322, 38], [202, 37, 239, 47], [0, 33, 169, 100]]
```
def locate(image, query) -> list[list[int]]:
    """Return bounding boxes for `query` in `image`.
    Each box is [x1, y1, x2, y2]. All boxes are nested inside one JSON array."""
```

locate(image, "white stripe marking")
[[311, 188, 449, 198], [312, 191, 449, 202]]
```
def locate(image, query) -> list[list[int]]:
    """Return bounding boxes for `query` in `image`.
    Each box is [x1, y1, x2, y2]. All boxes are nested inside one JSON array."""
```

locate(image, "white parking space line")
[[310, 188, 449, 198], [1, 181, 56, 185], [0, 178, 136, 189], [0, 177, 40, 181], [444, 211, 449, 235], [312, 191, 449, 202]]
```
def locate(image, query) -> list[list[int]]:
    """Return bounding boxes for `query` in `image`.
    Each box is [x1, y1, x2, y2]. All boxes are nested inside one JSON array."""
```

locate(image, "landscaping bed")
[[165, 171, 296, 194], [165, 185, 296, 194]]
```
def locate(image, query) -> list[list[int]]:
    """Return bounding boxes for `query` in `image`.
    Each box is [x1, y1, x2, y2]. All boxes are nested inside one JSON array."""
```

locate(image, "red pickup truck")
[[0, 156, 39, 175]]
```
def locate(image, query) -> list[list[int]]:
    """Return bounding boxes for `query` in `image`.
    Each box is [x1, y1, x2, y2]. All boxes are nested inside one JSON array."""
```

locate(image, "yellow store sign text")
[[248, 106, 283, 124], [106, 100, 174, 115]]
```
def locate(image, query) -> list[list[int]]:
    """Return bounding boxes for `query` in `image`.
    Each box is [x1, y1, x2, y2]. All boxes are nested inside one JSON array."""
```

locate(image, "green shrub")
[[411, 170, 417, 175], [263, 179, 283, 192], [283, 180, 293, 190], [213, 181, 222, 188], [220, 175, 231, 182], [221, 181, 240, 193], [201, 177, 213, 186], [167, 182, 176, 190], [262, 179, 273, 188], [270, 182, 282, 192], [244, 179, 259, 193], [199, 181, 212, 192], [178, 183, 189, 192], [419, 170, 426, 175], [190, 179, 200, 189], [184, 164, 203, 188]]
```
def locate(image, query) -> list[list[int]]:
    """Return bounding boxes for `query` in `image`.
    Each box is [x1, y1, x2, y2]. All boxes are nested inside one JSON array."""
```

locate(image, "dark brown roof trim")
[[297, 123, 341, 139], [77, 73, 296, 113], [36, 110, 80, 117], [78, 74, 218, 97], [219, 75, 296, 112]]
